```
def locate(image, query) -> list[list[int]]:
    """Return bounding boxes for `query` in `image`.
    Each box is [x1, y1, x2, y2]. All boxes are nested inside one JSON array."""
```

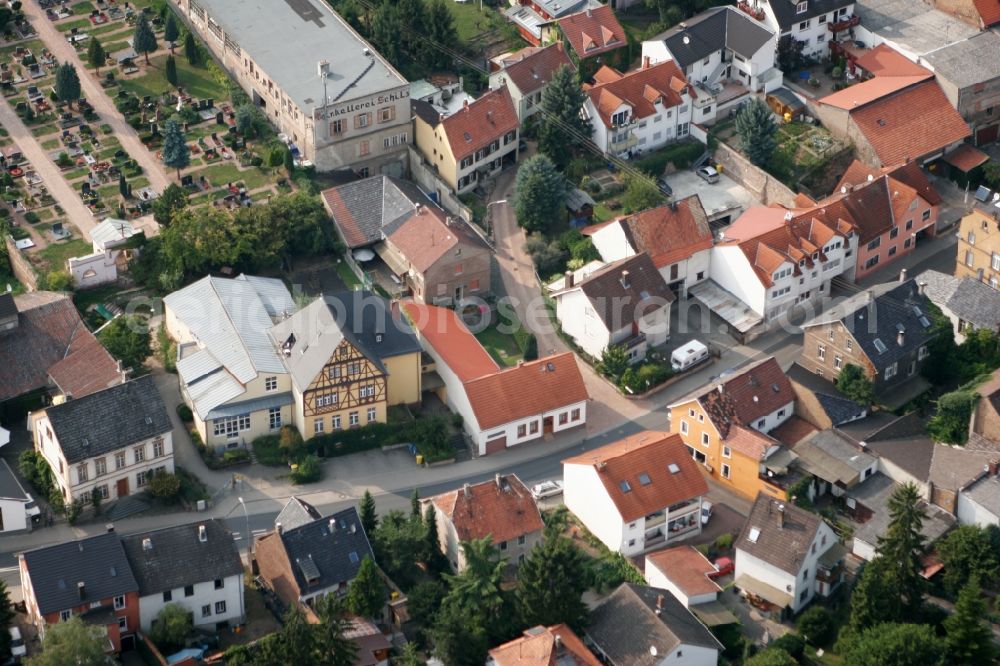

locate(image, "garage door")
[[484, 436, 507, 455], [976, 124, 999, 146]]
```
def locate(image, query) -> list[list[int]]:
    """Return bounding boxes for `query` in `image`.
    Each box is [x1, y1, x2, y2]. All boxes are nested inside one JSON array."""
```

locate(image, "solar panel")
[[975, 185, 991, 203], [873, 338, 887, 354]]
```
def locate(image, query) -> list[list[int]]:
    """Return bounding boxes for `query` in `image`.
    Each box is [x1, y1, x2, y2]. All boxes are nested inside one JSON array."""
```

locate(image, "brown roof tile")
[[563, 431, 708, 522], [584, 61, 688, 128], [490, 624, 601, 666], [386, 205, 487, 274], [47, 331, 122, 399], [943, 143, 990, 172], [820, 74, 932, 111], [729, 213, 847, 287], [441, 86, 519, 162], [431, 474, 544, 545], [616, 197, 713, 268], [973, 0, 1000, 26], [645, 545, 721, 597], [854, 45, 932, 78], [737, 493, 825, 575], [500, 42, 575, 95], [567, 253, 675, 331], [725, 425, 777, 460], [771, 415, 818, 447], [558, 6, 626, 59], [834, 159, 943, 207]]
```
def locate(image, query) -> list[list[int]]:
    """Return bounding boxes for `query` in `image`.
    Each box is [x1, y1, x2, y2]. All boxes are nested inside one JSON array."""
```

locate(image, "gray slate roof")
[[802, 280, 938, 374], [793, 429, 876, 486], [566, 253, 675, 331], [121, 520, 242, 596], [787, 363, 867, 426], [962, 472, 1000, 519], [915, 269, 1000, 332], [849, 472, 954, 549], [922, 31, 1000, 90], [45, 375, 171, 464], [279, 507, 375, 595], [587, 583, 721, 665], [650, 7, 774, 70], [275, 496, 322, 531], [322, 176, 433, 249], [22, 532, 138, 615], [768, 0, 853, 30], [0, 459, 30, 502], [737, 493, 824, 575]]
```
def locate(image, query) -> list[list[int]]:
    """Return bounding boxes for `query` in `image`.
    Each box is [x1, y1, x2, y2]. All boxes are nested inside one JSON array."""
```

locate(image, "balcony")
[[623, 332, 647, 350], [737, 1, 765, 20], [828, 14, 860, 32], [609, 134, 638, 153], [667, 514, 700, 539]]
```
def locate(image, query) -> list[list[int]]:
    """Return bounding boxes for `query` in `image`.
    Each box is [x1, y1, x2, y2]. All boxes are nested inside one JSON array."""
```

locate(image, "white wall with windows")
[[760, 0, 856, 59], [139, 574, 244, 631], [583, 91, 695, 159], [455, 130, 518, 193]]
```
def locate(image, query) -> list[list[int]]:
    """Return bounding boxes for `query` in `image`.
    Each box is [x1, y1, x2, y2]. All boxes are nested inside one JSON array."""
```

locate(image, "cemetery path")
[[25, 4, 173, 197], [0, 96, 98, 241]]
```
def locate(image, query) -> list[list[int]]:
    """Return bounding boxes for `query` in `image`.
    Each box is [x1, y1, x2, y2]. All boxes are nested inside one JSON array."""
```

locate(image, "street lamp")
[[485, 199, 508, 238], [238, 497, 250, 561]]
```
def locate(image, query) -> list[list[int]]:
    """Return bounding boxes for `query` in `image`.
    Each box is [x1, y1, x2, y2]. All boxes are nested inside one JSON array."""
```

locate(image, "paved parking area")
[[663, 170, 757, 228]]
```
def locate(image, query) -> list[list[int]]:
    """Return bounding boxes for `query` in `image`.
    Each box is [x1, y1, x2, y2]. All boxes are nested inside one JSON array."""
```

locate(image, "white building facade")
[[756, 0, 857, 59]]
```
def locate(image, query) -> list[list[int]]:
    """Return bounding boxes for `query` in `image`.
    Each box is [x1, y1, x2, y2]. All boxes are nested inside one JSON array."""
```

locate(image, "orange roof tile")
[[726, 425, 777, 460], [850, 80, 971, 166], [431, 474, 544, 545], [974, 0, 1000, 26], [558, 6, 626, 59], [563, 431, 708, 522], [614, 197, 713, 268], [401, 301, 498, 382], [770, 415, 818, 447], [584, 61, 688, 128], [645, 545, 722, 597], [721, 206, 790, 242], [943, 143, 990, 172], [441, 87, 519, 162], [819, 74, 932, 111], [490, 624, 601, 666], [47, 327, 122, 398], [854, 45, 931, 78], [834, 159, 943, 206]]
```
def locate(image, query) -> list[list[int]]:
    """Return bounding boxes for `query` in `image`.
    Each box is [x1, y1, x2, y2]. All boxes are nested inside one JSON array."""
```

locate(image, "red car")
[[708, 556, 734, 579]]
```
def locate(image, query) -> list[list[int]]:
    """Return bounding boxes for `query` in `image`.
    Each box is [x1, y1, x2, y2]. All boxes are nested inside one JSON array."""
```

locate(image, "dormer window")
[[796, 1, 808, 13], [611, 110, 629, 127]]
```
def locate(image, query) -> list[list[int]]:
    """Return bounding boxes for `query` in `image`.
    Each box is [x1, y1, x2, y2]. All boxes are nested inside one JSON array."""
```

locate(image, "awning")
[[942, 144, 989, 172], [690, 600, 739, 626], [205, 391, 294, 421], [734, 574, 793, 608], [764, 447, 798, 474], [794, 442, 858, 486], [374, 241, 410, 278]]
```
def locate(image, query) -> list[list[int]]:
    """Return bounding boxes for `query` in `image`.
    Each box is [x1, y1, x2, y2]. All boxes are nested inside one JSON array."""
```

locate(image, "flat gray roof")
[[194, 0, 407, 111], [963, 473, 1000, 518], [856, 0, 978, 56], [923, 31, 1000, 90]]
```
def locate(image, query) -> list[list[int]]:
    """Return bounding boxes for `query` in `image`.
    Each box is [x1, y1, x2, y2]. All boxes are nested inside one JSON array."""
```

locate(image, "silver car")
[[696, 166, 720, 184], [531, 480, 564, 500]]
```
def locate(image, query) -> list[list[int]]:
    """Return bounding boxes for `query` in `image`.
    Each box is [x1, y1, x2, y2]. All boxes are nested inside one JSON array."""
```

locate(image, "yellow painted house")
[[667, 357, 797, 501], [268, 291, 422, 438]]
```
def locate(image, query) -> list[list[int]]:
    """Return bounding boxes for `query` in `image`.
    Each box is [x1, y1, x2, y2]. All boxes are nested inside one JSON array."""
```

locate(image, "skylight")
[[668, 463, 680, 474], [638, 473, 652, 486], [748, 527, 761, 543], [919, 316, 931, 328], [619, 480, 632, 493], [873, 338, 887, 354], [349, 551, 359, 564]]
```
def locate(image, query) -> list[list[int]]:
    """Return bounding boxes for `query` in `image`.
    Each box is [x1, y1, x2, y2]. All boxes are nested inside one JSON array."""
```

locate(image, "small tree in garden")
[[835, 363, 874, 406], [149, 471, 181, 501], [150, 603, 193, 650], [164, 14, 180, 52], [87, 37, 106, 73], [165, 54, 178, 87], [513, 154, 565, 233], [183, 32, 200, 66], [162, 117, 191, 178], [133, 13, 158, 65], [735, 97, 778, 166], [119, 172, 129, 198], [54, 62, 81, 109], [345, 556, 385, 619], [284, 146, 295, 177]]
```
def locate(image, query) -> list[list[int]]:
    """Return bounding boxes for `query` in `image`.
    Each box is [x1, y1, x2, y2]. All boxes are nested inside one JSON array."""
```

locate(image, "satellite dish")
[[682, 35, 690, 44]]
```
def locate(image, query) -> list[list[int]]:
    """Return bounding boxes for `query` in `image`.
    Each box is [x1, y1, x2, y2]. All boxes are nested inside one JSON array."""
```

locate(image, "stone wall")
[[407, 146, 474, 223], [713, 142, 797, 207], [4, 235, 37, 291]]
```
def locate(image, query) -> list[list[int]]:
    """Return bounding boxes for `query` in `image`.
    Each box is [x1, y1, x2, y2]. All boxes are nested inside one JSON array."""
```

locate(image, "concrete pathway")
[[0, 96, 99, 241], [23, 3, 173, 195]]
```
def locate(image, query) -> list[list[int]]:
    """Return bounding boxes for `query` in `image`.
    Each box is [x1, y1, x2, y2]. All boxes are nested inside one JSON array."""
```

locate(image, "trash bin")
[[415, 454, 424, 465]]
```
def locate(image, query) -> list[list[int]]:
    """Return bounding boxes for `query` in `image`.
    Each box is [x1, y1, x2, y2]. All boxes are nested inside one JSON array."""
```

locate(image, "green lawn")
[[447, 2, 504, 43], [475, 324, 523, 367], [40, 138, 60, 149], [195, 163, 275, 190], [120, 55, 227, 101], [35, 237, 92, 271], [336, 260, 361, 289], [72, 1, 96, 14], [57, 18, 93, 32]]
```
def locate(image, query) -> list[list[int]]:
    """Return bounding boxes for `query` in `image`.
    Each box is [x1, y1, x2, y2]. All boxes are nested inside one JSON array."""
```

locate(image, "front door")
[[543, 416, 554, 434], [116, 477, 129, 498]]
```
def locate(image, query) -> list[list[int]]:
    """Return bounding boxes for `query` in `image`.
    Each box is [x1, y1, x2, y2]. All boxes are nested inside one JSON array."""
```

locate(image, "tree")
[[0, 579, 11, 657], [371, 510, 426, 588], [396, 643, 422, 666], [284, 146, 295, 178], [538, 64, 592, 166], [164, 14, 180, 52], [410, 488, 421, 518], [26, 616, 111, 666], [513, 154, 565, 233], [150, 603, 193, 649], [838, 623, 946, 666], [936, 524, 1000, 596], [927, 387, 978, 445], [54, 62, 81, 109], [162, 118, 191, 178], [149, 471, 181, 500], [165, 54, 178, 87], [406, 579, 446, 637], [43, 270, 73, 292], [745, 648, 797, 666], [795, 605, 834, 646], [516, 535, 589, 632], [875, 482, 926, 614], [359, 489, 378, 535], [735, 97, 778, 166], [984, 162, 1000, 191], [133, 13, 158, 65], [524, 233, 567, 277], [87, 37, 107, 73], [836, 363, 874, 406], [152, 183, 188, 226], [944, 577, 995, 665], [776, 35, 807, 73], [98, 315, 151, 371], [394, 0, 426, 56], [431, 602, 489, 666], [183, 32, 200, 66], [314, 595, 359, 666], [621, 175, 665, 213], [119, 171, 129, 199], [523, 334, 538, 361], [598, 345, 629, 382], [442, 537, 515, 645], [848, 559, 903, 631], [424, 0, 457, 69], [370, 3, 403, 64], [278, 425, 305, 461], [345, 555, 385, 619]]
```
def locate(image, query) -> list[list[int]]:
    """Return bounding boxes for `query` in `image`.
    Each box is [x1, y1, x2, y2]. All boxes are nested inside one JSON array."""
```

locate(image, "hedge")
[[634, 141, 705, 177]]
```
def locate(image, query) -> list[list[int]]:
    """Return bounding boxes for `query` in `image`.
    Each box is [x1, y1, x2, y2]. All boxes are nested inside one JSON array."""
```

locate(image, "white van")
[[671, 340, 709, 372]]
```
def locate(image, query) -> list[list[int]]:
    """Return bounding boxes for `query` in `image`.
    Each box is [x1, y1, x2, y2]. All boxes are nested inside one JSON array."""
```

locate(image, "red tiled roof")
[[645, 545, 722, 597], [854, 45, 931, 78], [441, 87, 519, 162], [722, 206, 793, 242], [490, 624, 601, 666], [771, 415, 818, 447], [834, 159, 943, 206], [819, 74, 931, 111], [558, 5, 626, 59], [850, 80, 971, 166], [321, 186, 366, 248], [431, 474, 544, 545], [615, 197, 713, 268], [386, 206, 487, 274], [501, 42, 575, 95], [726, 425, 777, 460], [584, 61, 688, 128], [401, 301, 498, 382], [47, 331, 122, 399], [563, 431, 708, 522], [973, 0, 1000, 26], [464, 353, 588, 430], [728, 213, 847, 288], [942, 143, 990, 172]]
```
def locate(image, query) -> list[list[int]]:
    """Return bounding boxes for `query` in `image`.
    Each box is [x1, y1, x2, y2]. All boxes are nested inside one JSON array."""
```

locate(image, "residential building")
[[799, 279, 939, 408], [30, 376, 173, 504], [563, 431, 708, 556], [268, 291, 422, 438], [120, 521, 244, 631], [786, 362, 867, 431], [551, 253, 674, 364], [20, 532, 140, 652], [321, 174, 432, 252], [67, 218, 141, 290], [642, 7, 782, 123], [503, 0, 601, 46], [413, 87, 519, 194], [0, 291, 120, 408], [789, 429, 878, 501], [556, 6, 629, 78], [427, 474, 544, 572], [586, 583, 722, 666], [403, 302, 588, 455], [644, 546, 722, 608], [746, 0, 856, 59], [585, 196, 713, 298], [916, 269, 1000, 342], [0, 459, 40, 533], [171, 0, 411, 176], [488, 43, 575, 121], [164, 274, 297, 451], [345, 617, 393, 666], [955, 209, 1000, 285], [489, 624, 600, 666], [581, 59, 696, 158], [254, 506, 374, 608], [922, 31, 1000, 146], [957, 462, 1000, 528], [667, 357, 796, 500], [735, 493, 842, 615]]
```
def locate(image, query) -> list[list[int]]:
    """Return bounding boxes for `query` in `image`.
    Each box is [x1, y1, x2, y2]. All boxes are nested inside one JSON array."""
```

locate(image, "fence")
[[713, 142, 798, 207]]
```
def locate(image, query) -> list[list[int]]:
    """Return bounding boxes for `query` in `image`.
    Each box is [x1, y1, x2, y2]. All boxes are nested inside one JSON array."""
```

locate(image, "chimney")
[[142, 538, 153, 552], [866, 290, 873, 305], [106, 524, 115, 533], [495, 473, 502, 489], [198, 524, 207, 543], [897, 329, 906, 347], [276, 522, 283, 535], [463, 482, 471, 498], [586, 7, 592, 16], [899, 268, 907, 283], [317, 60, 330, 78], [643, 56, 651, 69], [918, 281, 927, 296], [655, 594, 664, 614], [620, 269, 630, 289], [926, 479, 935, 502], [329, 518, 337, 532], [77, 581, 86, 600], [564, 270, 574, 288], [989, 461, 998, 476], [554, 634, 564, 654], [777, 503, 785, 529], [463, 98, 469, 111], [487, 110, 493, 123], [716, 384, 724, 394]]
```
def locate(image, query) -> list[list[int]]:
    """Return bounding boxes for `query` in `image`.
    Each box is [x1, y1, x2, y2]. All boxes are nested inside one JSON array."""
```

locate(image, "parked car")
[[709, 556, 734, 579], [696, 166, 720, 184], [531, 480, 564, 500], [657, 177, 673, 196], [701, 499, 714, 525], [9, 627, 25, 658]]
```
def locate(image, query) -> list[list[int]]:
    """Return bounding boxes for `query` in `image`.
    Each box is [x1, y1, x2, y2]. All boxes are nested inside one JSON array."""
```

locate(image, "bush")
[[290, 454, 322, 484], [175, 403, 193, 423], [150, 603, 192, 650], [770, 633, 805, 660], [157, 323, 177, 373], [65, 498, 85, 525], [634, 141, 704, 176], [149, 471, 181, 501], [713, 533, 734, 551], [795, 606, 834, 646], [251, 435, 284, 466], [222, 449, 250, 464], [278, 425, 305, 461]]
